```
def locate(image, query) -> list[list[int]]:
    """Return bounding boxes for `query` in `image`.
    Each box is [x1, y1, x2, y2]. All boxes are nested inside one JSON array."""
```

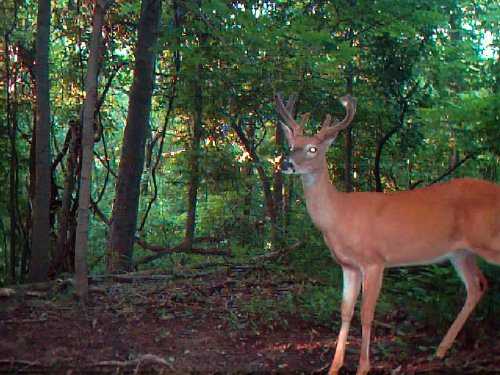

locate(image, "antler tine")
[[299, 112, 311, 128], [274, 92, 304, 135], [285, 92, 297, 112], [321, 114, 332, 130], [318, 95, 357, 139]]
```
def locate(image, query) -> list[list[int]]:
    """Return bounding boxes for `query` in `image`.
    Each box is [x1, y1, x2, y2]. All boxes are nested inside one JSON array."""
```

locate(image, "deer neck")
[[300, 160, 339, 229]]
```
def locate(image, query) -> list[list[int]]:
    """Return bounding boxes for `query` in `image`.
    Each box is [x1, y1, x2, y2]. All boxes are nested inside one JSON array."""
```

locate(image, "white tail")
[[275, 92, 500, 375]]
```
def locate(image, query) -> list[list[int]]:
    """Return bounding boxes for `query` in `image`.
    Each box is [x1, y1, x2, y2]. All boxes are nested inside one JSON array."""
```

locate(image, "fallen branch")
[[0, 279, 73, 295], [91, 354, 174, 370], [0, 358, 43, 373], [373, 319, 395, 330], [2, 318, 48, 324], [0, 288, 15, 297], [0, 359, 41, 366], [89, 274, 174, 283], [132, 241, 229, 268]]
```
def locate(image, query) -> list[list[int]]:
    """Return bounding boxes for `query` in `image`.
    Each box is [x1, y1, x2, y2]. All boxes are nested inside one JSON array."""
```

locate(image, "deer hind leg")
[[436, 250, 488, 358], [329, 266, 361, 375]]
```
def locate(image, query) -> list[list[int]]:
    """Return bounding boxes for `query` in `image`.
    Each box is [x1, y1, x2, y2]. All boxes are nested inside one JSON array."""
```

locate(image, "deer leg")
[[329, 265, 361, 375], [436, 250, 487, 358], [357, 264, 384, 375]]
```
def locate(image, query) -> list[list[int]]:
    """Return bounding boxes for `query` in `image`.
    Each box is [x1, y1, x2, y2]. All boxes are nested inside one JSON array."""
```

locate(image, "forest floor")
[[1, 268, 499, 374]]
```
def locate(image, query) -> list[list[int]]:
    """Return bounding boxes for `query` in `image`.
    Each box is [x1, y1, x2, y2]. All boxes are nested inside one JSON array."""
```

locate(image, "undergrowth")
[[228, 237, 500, 352]]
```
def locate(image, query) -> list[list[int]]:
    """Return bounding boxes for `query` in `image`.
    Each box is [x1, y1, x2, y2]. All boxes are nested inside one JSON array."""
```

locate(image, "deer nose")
[[281, 160, 296, 173]]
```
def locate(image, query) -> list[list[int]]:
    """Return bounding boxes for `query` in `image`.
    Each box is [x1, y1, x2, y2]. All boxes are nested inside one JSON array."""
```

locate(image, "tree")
[[74, 0, 115, 296], [107, 0, 162, 273], [184, 63, 204, 248], [29, 0, 51, 283], [0, 0, 498, 283]]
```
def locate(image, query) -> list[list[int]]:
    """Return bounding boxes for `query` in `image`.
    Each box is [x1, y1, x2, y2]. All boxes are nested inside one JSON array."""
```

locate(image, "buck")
[[275, 92, 500, 375]]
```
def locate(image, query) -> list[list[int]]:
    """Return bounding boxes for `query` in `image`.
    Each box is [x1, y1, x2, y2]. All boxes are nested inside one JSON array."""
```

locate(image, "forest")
[[0, 0, 499, 373]]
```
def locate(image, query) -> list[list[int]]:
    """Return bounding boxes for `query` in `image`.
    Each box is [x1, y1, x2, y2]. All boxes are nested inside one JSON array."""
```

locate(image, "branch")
[[89, 274, 174, 282], [132, 243, 229, 268], [90, 354, 174, 371], [90, 198, 110, 225], [428, 153, 476, 186], [374, 124, 399, 192], [96, 62, 125, 112], [410, 153, 476, 189], [88, 200, 228, 266], [51, 127, 72, 173]]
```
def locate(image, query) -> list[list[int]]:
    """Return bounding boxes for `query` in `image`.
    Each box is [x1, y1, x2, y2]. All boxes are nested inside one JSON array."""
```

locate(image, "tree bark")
[[55, 121, 79, 273], [343, 60, 355, 192], [29, 0, 51, 283], [6, 33, 18, 282], [74, 0, 114, 297], [343, 129, 353, 192], [185, 64, 203, 249], [107, 0, 162, 273]]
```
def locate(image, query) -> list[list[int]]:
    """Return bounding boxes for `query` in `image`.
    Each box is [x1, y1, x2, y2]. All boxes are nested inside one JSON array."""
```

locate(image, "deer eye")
[[308, 146, 317, 153]]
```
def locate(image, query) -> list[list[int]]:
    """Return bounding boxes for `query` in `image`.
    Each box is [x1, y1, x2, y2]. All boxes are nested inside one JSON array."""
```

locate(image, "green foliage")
[[0, 3, 498, 347]]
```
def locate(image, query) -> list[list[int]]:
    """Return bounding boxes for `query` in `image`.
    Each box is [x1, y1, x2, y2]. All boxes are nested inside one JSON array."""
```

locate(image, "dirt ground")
[[1, 271, 499, 374]]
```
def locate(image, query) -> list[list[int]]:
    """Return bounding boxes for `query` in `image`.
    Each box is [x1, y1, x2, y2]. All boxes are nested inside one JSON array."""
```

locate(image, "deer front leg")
[[357, 264, 384, 375], [329, 266, 361, 375]]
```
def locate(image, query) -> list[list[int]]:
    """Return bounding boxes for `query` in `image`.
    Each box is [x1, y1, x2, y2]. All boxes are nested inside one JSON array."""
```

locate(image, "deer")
[[274, 92, 500, 375]]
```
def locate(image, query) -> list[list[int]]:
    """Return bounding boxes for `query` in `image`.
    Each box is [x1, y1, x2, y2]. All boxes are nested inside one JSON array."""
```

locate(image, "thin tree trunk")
[[6, 34, 18, 282], [273, 123, 284, 220], [185, 64, 203, 249], [75, 0, 114, 297], [55, 121, 78, 272], [343, 129, 353, 192], [29, 0, 51, 282], [231, 120, 278, 246], [107, 0, 162, 273], [374, 125, 399, 192], [24, 118, 37, 279], [243, 165, 253, 217], [343, 59, 354, 192]]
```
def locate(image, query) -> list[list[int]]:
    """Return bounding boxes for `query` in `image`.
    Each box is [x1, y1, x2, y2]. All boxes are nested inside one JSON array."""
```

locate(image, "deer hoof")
[[436, 345, 448, 358]]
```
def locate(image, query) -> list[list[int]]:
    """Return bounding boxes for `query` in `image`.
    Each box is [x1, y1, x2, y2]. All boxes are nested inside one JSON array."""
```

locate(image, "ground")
[[1, 269, 499, 374]]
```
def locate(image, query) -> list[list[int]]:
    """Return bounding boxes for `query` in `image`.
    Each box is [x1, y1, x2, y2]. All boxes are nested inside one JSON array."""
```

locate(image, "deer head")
[[275, 93, 357, 175]]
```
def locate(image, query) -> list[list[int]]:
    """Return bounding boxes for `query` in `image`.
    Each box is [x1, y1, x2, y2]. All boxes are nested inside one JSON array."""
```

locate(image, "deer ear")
[[281, 122, 294, 144]]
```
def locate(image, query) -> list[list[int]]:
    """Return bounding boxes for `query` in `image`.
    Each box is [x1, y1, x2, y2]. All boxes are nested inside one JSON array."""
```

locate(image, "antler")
[[274, 92, 310, 136], [317, 94, 357, 140]]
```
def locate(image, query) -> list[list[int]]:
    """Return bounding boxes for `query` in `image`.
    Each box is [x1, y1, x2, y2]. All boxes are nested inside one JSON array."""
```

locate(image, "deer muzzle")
[[281, 160, 296, 174]]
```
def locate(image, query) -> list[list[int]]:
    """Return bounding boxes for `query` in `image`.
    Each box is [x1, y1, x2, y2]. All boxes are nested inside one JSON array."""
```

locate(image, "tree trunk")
[[6, 33, 18, 282], [74, 0, 114, 297], [374, 125, 399, 192], [231, 121, 278, 246], [185, 65, 203, 249], [55, 121, 79, 273], [273, 123, 284, 221], [107, 0, 162, 273], [343, 60, 354, 192], [343, 128, 353, 192], [243, 165, 253, 217], [29, 0, 51, 283]]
